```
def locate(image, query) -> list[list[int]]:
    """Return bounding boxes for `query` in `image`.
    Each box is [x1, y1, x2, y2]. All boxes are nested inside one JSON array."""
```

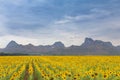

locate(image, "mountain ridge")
[[0, 38, 120, 55]]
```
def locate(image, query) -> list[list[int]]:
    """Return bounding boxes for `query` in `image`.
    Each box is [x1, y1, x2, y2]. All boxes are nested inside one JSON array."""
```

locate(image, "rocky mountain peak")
[[81, 38, 113, 47], [81, 38, 94, 47], [6, 40, 19, 48], [52, 41, 65, 48]]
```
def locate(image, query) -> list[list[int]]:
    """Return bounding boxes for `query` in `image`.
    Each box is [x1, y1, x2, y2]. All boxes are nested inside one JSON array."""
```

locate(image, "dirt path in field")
[[24, 64, 29, 80], [32, 63, 38, 80], [23, 62, 38, 80]]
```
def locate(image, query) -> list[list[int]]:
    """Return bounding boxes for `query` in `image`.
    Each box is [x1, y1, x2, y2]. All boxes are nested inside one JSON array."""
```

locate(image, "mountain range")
[[0, 38, 120, 55]]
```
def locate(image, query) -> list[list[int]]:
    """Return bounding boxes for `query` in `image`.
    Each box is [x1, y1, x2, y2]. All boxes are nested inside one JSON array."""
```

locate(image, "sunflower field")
[[0, 56, 120, 80]]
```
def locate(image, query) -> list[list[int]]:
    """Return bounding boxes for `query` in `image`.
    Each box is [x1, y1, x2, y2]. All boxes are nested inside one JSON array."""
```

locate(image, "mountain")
[[2, 41, 65, 54], [52, 41, 65, 48], [81, 38, 113, 47], [80, 38, 116, 54], [0, 38, 120, 55], [6, 40, 19, 48], [3, 41, 24, 53]]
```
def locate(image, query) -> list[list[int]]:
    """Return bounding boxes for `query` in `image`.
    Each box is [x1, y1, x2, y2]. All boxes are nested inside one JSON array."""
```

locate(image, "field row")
[[0, 56, 120, 80]]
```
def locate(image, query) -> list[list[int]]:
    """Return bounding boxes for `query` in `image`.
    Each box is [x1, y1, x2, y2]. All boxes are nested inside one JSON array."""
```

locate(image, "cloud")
[[52, 7, 120, 46], [0, 14, 8, 36], [55, 8, 111, 24], [0, 0, 120, 48]]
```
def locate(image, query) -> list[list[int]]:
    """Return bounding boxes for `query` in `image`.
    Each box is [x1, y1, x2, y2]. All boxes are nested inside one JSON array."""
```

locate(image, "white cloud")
[[54, 15, 94, 24], [54, 9, 111, 24], [55, 19, 71, 24]]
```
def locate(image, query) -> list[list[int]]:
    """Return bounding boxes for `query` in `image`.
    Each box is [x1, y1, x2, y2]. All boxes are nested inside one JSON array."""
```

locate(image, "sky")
[[0, 0, 120, 48]]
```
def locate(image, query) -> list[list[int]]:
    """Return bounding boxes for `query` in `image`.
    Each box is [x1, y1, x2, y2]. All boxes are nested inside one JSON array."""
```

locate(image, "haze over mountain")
[[0, 38, 120, 55]]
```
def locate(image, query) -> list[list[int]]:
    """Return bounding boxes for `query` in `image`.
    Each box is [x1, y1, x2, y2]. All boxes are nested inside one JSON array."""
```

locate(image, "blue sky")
[[0, 0, 120, 47]]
